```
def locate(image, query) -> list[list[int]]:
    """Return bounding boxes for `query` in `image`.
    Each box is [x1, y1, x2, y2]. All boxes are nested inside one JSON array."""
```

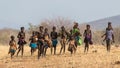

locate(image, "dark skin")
[[84, 25, 92, 53], [51, 27, 58, 55], [17, 27, 25, 57], [9, 36, 17, 59], [68, 37, 76, 55], [29, 31, 38, 56], [38, 26, 44, 59], [43, 28, 51, 56], [102, 23, 115, 52], [102, 23, 114, 43], [73, 23, 81, 48], [59, 26, 67, 54]]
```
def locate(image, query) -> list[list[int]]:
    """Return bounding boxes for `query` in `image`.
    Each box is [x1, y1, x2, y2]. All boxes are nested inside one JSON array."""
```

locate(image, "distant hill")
[[80, 15, 120, 31], [0, 28, 30, 45]]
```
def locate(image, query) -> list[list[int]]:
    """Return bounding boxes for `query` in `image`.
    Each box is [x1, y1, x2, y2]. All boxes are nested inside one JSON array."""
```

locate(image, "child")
[[68, 36, 76, 54], [38, 26, 44, 59], [43, 28, 52, 56], [29, 31, 38, 56], [102, 22, 113, 42], [44, 28, 50, 44], [17, 27, 26, 57], [50, 26, 58, 55], [102, 22, 114, 52], [59, 26, 68, 54], [72, 22, 81, 47], [8, 35, 17, 59], [83, 24, 93, 53]]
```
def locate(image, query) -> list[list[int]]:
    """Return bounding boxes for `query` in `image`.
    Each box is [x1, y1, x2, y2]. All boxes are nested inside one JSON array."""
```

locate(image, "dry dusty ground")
[[0, 44, 120, 68]]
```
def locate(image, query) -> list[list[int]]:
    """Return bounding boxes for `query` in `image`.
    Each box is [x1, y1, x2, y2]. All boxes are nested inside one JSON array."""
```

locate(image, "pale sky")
[[0, 0, 120, 29]]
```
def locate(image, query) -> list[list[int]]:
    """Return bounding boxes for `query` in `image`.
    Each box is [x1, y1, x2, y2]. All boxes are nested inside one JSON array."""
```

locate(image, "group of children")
[[8, 22, 115, 59]]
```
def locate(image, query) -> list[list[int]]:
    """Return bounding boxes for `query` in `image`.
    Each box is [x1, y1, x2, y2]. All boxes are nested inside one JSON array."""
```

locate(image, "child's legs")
[[60, 42, 63, 54], [8, 48, 11, 54], [31, 48, 33, 55], [38, 49, 40, 59], [106, 39, 111, 52], [39, 45, 43, 55], [60, 46, 63, 54], [51, 47, 53, 54], [87, 43, 89, 52], [11, 53, 14, 59], [44, 46, 48, 56], [11, 51, 15, 59], [75, 41, 77, 48], [84, 42, 89, 52], [21, 45, 24, 56], [17, 45, 21, 56], [63, 43, 66, 53], [71, 49, 73, 54], [74, 46, 76, 53], [54, 46, 56, 55]]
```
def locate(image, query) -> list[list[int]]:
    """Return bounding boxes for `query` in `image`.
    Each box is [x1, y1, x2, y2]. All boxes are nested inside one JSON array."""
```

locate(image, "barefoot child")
[[29, 31, 38, 56], [102, 22, 114, 52], [59, 26, 68, 54], [72, 22, 82, 47], [8, 35, 17, 59], [43, 28, 52, 56], [83, 24, 93, 53], [68, 36, 76, 54], [102, 22, 113, 42], [38, 26, 44, 59], [17, 27, 27, 57], [50, 26, 58, 55]]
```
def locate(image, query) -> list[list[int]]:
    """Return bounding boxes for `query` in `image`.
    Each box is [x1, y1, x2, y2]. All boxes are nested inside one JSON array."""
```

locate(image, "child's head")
[[70, 29, 72, 34], [108, 22, 112, 29], [21, 27, 24, 32], [73, 22, 78, 28], [61, 26, 65, 31], [86, 24, 90, 30], [32, 31, 35, 36], [45, 28, 48, 32], [52, 26, 56, 31], [39, 26, 44, 31], [35, 31, 39, 36], [11, 35, 15, 40]]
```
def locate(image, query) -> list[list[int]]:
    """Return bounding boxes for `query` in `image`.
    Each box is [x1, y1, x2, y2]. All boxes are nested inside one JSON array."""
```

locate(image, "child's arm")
[[102, 28, 107, 38], [101, 33, 106, 38], [50, 32, 52, 39], [17, 32, 20, 38], [24, 32, 26, 39], [9, 41, 11, 46], [83, 30, 86, 37], [14, 41, 17, 50], [8, 41, 11, 54], [112, 31, 115, 43]]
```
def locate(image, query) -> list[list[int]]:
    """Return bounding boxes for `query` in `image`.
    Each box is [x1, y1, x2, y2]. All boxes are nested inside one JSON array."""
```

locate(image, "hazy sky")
[[0, 0, 120, 29]]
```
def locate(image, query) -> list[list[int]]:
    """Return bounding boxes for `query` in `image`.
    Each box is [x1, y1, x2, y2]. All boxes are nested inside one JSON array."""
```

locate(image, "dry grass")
[[0, 44, 120, 68]]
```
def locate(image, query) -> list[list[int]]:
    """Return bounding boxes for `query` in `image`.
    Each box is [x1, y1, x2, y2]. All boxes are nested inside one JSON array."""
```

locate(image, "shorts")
[[52, 39, 58, 47], [10, 49, 16, 53], [30, 43, 37, 49]]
